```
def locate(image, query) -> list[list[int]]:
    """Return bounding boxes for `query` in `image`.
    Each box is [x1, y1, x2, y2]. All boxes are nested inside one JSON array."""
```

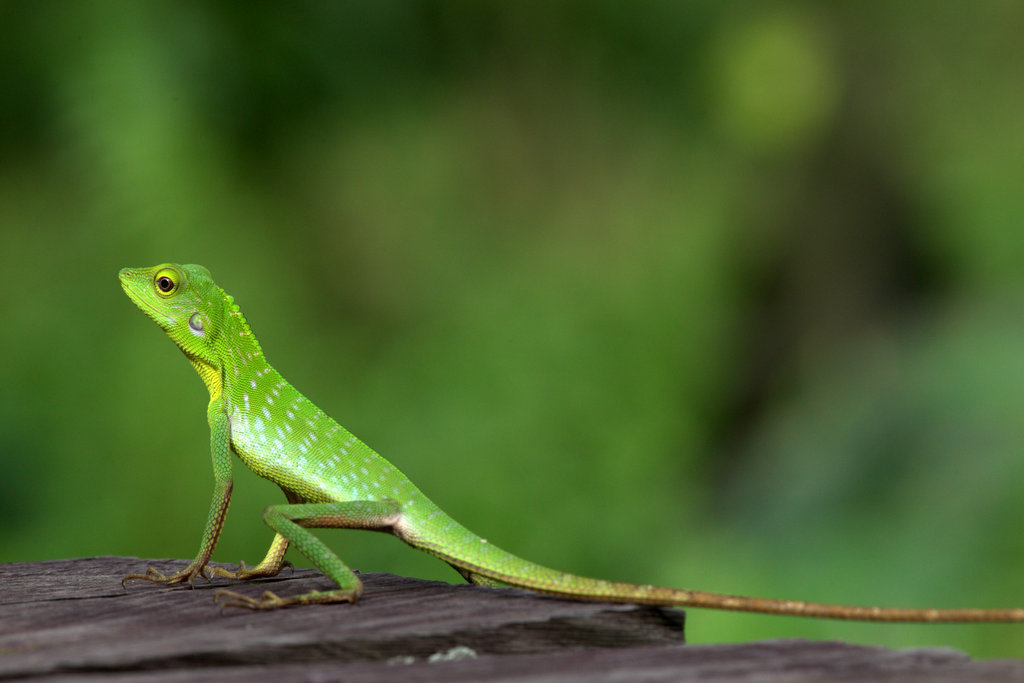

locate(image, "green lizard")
[[119, 263, 1024, 621]]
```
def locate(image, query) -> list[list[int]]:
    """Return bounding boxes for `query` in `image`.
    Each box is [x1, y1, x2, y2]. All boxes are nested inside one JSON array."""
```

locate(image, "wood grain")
[[0, 557, 1020, 681]]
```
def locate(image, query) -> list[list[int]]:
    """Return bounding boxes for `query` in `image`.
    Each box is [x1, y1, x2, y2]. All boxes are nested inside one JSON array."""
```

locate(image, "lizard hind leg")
[[449, 563, 505, 588], [213, 499, 404, 610]]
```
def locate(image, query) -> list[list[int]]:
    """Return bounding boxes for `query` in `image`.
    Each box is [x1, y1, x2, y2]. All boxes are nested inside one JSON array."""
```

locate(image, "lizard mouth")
[[121, 277, 175, 330]]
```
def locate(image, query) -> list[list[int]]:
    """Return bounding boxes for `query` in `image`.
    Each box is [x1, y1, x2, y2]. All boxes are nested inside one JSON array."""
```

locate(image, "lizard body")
[[120, 263, 1024, 621]]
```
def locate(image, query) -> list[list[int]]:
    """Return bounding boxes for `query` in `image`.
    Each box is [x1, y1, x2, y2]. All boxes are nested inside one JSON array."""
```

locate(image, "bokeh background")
[[4, 2, 1024, 658]]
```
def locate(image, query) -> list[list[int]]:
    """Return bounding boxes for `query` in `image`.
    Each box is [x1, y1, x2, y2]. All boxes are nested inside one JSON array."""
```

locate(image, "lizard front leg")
[[123, 398, 232, 588], [213, 499, 403, 610]]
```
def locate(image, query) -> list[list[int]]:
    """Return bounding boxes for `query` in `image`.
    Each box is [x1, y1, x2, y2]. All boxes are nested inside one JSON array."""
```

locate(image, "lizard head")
[[120, 263, 228, 375]]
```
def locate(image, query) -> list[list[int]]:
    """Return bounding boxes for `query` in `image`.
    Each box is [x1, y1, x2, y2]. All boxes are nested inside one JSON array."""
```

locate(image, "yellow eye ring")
[[154, 268, 180, 297]]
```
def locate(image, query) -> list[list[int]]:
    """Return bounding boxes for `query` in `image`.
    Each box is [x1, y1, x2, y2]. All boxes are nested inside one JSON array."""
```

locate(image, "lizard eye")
[[154, 268, 180, 297]]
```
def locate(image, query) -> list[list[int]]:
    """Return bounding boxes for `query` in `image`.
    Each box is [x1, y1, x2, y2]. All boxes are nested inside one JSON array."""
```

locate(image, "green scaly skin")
[[119, 263, 1024, 621]]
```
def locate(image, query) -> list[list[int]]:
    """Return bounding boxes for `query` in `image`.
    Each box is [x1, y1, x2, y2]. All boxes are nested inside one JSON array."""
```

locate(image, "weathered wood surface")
[[0, 557, 1021, 681]]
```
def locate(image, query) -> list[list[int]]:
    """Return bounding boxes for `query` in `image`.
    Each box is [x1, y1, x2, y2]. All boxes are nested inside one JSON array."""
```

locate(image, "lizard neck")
[[188, 285, 269, 402]]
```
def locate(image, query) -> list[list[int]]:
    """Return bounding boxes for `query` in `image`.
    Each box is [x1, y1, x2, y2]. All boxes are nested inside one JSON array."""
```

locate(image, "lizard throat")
[[188, 355, 223, 400]]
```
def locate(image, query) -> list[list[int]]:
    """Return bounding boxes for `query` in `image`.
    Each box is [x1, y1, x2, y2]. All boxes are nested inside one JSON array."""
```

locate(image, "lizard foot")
[[122, 564, 207, 588], [213, 587, 359, 611], [208, 559, 293, 581]]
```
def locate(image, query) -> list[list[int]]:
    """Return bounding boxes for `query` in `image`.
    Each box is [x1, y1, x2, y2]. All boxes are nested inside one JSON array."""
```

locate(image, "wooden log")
[[0, 557, 1020, 681]]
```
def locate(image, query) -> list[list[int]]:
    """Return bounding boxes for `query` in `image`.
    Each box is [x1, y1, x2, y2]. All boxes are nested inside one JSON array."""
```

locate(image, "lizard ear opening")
[[189, 313, 204, 333]]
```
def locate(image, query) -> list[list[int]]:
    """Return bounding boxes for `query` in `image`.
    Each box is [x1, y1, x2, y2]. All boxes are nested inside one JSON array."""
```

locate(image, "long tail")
[[408, 514, 1024, 623]]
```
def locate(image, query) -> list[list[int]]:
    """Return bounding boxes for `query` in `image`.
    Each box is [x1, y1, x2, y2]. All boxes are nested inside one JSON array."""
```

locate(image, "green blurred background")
[[3, 1, 1024, 658]]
